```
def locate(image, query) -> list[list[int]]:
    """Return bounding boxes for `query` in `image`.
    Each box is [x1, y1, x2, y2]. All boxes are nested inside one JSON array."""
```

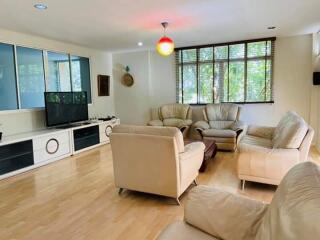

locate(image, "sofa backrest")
[[204, 104, 240, 129], [160, 104, 190, 120], [110, 125, 184, 197], [111, 124, 185, 153], [272, 111, 309, 149], [256, 162, 320, 239]]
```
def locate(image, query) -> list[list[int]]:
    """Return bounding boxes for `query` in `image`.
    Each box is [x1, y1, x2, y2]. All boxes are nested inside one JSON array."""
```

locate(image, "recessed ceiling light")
[[34, 3, 48, 10], [137, 42, 143, 47], [268, 26, 276, 30]]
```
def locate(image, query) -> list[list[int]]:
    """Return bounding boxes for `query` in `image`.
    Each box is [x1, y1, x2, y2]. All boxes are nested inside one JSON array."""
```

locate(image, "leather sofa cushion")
[[209, 120, 234, 129], [157, 221, 216, 240], [241, 135, 273, 149], [256, 162, 320, 239], [205, 104, 239, 121], [272, 111, 308, 149], [163, 118, 192, 127], [161, 104, 189, 120], [202, 129, 236, 138]]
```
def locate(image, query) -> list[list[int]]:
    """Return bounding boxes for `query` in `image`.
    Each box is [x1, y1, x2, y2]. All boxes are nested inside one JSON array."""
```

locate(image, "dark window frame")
[[175, 37, 276, 105]]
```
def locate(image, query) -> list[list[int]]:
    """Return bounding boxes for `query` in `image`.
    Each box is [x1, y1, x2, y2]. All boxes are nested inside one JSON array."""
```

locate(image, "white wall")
[[242, 34, 313, 126], [113, 34, 314, 132], [0, 28, 114, 136], [112, 50, 175, 125]]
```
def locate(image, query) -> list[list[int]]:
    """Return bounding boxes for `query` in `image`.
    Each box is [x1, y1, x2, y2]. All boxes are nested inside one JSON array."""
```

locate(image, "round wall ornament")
[[122, 66, 134, 87]]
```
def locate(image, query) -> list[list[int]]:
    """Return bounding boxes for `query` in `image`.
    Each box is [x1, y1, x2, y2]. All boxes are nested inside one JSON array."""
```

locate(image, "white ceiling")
[[0, 0, 319, 51]]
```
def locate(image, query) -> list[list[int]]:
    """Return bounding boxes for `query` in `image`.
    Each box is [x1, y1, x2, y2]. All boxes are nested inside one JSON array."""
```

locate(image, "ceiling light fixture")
[[138, 42, 143, 47], [34, 3, 48, 10], [268, 26, 276, 30], [156, 22, 175, 56]]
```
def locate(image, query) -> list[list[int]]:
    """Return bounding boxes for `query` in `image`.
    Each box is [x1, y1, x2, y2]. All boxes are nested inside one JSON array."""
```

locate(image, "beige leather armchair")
[[157, 162, 320, 240], [194, 104, 246, 151], [148, 104, 193, 132], [110, 125, 205, 204], [238, 111, 314, 187]]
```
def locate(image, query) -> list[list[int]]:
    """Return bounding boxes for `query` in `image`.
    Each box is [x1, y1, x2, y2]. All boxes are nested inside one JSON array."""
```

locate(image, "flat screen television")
[[45, 92, 89, 127]]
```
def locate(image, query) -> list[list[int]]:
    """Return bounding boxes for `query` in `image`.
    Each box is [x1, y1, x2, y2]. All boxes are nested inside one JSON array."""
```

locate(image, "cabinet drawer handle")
[[46, 138, 59, 154], [105, 125, 113, 137]]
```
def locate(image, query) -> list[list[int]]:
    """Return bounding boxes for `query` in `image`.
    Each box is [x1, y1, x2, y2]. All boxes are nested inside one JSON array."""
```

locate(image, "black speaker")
[[313, 72, 320, 85]]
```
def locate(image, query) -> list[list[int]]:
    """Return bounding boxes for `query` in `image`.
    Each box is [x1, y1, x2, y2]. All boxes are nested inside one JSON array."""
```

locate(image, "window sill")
[[0, 108, 45, 115], [186, 101, 275, 106]]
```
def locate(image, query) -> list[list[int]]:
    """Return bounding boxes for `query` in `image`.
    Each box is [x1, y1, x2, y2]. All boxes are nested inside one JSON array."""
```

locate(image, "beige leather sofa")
[[157, 162, 320, 240], [238, 111, 314, 187], [194, 104, 246, 151], [110, 125, 205, 204], [148, 104, 193, 131]]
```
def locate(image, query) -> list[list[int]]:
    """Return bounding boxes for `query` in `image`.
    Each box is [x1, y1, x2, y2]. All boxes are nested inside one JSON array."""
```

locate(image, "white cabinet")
[[33, 131, 71, 164], [99, 119, 120, 143], [0, 118, 120, 180]]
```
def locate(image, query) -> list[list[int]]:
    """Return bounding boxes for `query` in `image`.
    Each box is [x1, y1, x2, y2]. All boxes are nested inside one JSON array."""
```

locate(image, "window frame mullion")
[[264, 41, 268, 102], [69, 54, 73, 92], [13, 45, 21, 109], [212, 46, 215, 104], [244, 43, 248, 102], [227, 45, 230, 102], [196, 49, 200, 104]]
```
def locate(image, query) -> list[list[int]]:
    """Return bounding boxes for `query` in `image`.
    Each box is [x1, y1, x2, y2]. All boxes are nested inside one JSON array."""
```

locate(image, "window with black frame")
[[176, 38, 275, 104]]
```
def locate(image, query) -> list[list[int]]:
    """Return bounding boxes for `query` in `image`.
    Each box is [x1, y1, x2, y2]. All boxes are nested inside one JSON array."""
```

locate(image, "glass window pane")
[[199, 63, 213, 103], [182, 65, 197, 104], [214, 62, 228, 102], [71, 56, 92, 103], [0, 43, 18, 110], [214, 46, 228, 60], [16, 47, 45, 109], [229, 61, 244, 102], [182, 49, 196, 62], [248, 41, 267, 58], [47, 52, 71, 92], [247, 60, 266, 102], [199, 47, 213, 61], [229, 44, 245, 59]]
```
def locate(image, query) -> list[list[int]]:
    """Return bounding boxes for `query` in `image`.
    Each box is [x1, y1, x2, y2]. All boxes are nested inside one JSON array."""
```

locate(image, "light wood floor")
[[0, 145, 319, 240]]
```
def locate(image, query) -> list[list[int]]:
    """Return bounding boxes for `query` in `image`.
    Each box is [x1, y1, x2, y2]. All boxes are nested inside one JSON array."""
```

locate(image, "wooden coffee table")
[[184, 139, 217, 172]]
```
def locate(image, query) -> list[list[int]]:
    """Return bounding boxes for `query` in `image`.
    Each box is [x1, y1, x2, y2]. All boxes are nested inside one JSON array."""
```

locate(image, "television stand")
[[0, 118, 120, 180], [55, 121, 93, 129]]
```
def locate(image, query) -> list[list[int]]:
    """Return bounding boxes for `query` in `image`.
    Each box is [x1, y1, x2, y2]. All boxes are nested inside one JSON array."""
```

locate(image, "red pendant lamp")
[[156, 22, 175, 56]]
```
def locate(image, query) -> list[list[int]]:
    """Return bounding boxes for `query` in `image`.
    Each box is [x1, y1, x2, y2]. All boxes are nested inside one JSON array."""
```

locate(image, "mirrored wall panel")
[[16, 47, 45, 109], [0, 43, 18, 110], [0, 41, 92, 111], [71, 56, 92, 103], [47, 51, 71, 92]]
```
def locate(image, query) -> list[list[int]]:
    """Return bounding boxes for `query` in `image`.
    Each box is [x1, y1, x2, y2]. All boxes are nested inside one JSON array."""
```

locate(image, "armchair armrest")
[[247, 125, 276, 140], [231, 121, 246, 131], [180, 142, 205, 162], [194, 121, 210, 139], [194, 121, 210, 130], [185, 186, 267, 240], [231, 121, 247, 139], [148, 120, 164, 126], [178, 119, 193, 128]]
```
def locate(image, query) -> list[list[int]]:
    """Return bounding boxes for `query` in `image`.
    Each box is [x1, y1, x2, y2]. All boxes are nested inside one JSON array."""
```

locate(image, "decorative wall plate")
[[122, 73, 134, 87]]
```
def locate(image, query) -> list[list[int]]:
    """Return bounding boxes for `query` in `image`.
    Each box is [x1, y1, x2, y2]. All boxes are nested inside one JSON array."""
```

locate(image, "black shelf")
[[0, 140, 34, 175], [73, 125, 100, 151]]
